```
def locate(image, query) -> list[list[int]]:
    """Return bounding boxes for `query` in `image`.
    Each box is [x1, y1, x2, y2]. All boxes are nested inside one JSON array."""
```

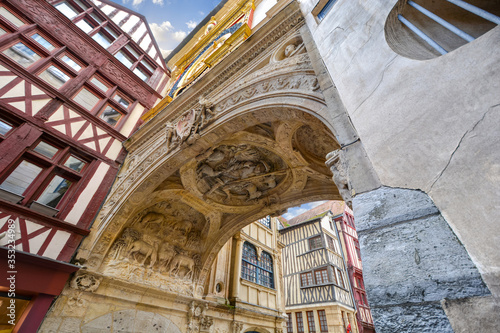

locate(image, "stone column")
[[354, 187, 490, 332], [230, 234, 244, 302]]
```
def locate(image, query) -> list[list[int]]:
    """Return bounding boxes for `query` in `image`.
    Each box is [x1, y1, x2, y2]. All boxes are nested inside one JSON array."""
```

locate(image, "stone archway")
[[44, 5, 380, 333]]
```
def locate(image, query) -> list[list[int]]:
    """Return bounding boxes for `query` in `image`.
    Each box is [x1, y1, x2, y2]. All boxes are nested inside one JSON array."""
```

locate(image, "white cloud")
[[160, 49, 172, 57], [152, 0, 163, 4], [172, 30, 187, 41], [149, 21, 174, 42], [186, 20, 197, 29], [198, 11, 205, 16], [132, 0, 145, 5]]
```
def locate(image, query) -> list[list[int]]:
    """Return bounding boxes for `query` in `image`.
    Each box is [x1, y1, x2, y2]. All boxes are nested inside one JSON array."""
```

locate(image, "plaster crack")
[[351, 55, 397, 117], [429, 104, 499, 191]]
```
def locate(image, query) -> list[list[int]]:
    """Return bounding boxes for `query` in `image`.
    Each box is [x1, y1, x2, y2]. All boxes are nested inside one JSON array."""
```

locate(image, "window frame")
[[307, 311, 316, 333], [286, 313, 293, 333], [318, 310, 329, 333], [309, 235, 323, 250], [0, 136, 91, 215], [296, 312, 304, 333], [241, 241, 275, 289]]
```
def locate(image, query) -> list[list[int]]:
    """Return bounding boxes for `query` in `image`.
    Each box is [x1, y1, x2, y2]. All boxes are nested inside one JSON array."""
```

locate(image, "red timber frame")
[[0, 247, 79, 332]]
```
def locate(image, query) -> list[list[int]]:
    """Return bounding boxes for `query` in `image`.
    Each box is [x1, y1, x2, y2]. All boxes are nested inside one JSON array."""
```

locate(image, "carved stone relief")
[[195, 144, 287, 205], [326, 149, 352, 207], [100, 201, 207, 296], [187, 301, 213, 333]]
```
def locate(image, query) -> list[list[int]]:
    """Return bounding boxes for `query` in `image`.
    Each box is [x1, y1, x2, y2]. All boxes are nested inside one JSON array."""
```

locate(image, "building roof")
[[286, 201, 345, 226]]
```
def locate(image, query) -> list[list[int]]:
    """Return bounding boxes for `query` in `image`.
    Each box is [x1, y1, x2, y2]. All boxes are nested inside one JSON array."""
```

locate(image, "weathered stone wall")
[[297, 0, 500, 330], [297, 0, 500, 292], [354, 187, 490, 332]]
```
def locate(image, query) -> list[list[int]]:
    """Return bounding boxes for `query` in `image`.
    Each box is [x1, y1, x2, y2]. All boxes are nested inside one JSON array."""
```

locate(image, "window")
[[336, 268, 345, 288], [296, 312, 304, 333], [287, 313, 293, 333], [0, 138, 91, 214], [0, 6, 25, 27], [0, 118, 13, 136], [355, 240, 362, 260], [54, 1, 119, 50], [38, 65, 71, 89], [318, 310, 328, 332], [60, 54, 82, 72], [309, 235, 322, 250], [326, 235, 336, 252], [73, 87, 101, 111], [386, 0, 500, 60], [30, 33, 55, 51], [113, 43, 156, 82], [312, 0, 338, 22], [76, 76, 135, 128], [258, 215, 271, 229], [98, 105, 122, 127], [307, 311, 316, 333], [3, 42, 41, 68], [301, 271, 313, 287], [241, 242, 274, 288], [0, 160, 43, 195], [315, 268, 329, 284]]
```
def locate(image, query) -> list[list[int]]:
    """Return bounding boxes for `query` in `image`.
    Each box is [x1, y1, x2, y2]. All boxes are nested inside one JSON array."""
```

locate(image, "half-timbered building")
[[280, 203, 358, 333], [0, 0, 168, 330], [334, 206, 375, 333]]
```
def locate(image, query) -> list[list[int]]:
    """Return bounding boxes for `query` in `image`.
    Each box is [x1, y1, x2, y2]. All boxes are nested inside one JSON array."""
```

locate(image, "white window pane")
[[133, 67, 149, 81], [31, 33, 55, 51], [0, 161, 42, 195], [92, 32, 111, 48], [141, 59, 155, 73], [33, 141, 59, 159], [73, 0, 88, 11], [55, 2, 79, 19], [113, 93, 130, 108], [37, 175, 72, 208], [76, 19, 93, 33], [3, 42, 40, 68], [0, 119, 13, 135], [61, 55, 82, 71], [0, 7, 24, 27], [73, 88, 100, 110], [64, 155, 86, 172], [39, 66, 70, 89], [90, 12, 103, 24], [99, 106, 122, 127], [115, 51, 133, 68], [125, 45, 140, 59], [0, 27, 6, 37], [90, 77, 109, 92]]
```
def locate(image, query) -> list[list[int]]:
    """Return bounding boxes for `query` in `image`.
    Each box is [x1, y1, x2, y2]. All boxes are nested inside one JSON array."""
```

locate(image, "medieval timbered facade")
[[280, 206, 357, 333], [0, 0, 168, 330], [334, 206, 375, 333]]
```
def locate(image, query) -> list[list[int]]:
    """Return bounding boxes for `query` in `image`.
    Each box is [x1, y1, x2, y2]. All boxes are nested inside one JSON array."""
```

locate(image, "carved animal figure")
[[169, 254, 196, 279], [127, 240, 157, 267], [157, 243, 176, 272], [173, 220, 193, 235], [140, 212, 164, 228]]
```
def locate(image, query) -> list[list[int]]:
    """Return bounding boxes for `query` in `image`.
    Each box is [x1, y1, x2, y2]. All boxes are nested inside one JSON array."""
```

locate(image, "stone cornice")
[[125, 1, 304, 153]]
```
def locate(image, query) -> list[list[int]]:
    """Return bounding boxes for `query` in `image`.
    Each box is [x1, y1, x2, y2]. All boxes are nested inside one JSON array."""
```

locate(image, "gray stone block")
[[354, 186, 439, 232], [359, 213, 489, 306], [371, 302, 453, 333]]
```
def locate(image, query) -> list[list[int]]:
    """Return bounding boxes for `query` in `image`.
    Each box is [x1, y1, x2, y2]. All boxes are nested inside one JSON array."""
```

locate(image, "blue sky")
[[282, 201, 327, 220], [116, 0, 222, 56]]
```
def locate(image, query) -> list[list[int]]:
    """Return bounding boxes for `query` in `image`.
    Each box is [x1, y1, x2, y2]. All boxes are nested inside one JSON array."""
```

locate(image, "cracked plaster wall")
[[297, 0, 500, 297]]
